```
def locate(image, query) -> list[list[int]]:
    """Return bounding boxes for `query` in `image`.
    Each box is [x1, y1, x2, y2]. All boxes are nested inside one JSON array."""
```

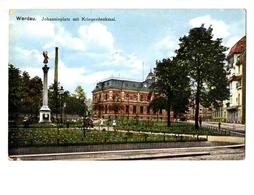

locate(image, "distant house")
[[92, 72, 173, 121]]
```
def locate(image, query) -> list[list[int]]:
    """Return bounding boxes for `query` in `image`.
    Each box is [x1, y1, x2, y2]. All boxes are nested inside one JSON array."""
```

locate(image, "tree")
[[152, 57, 190, 127], [149, 96, 166, 122], [26, 76, 43, 119], [176, 25, 229, 130], [21, 72, 43, 119], [172, 88, 190, 119], [8, 64, 23, 120], [48, 82, 60, 121], [61, 86, 88, 117], [149, 96, 166, 113], [9, 65, 43, 122], [74, 85, 86, 101]]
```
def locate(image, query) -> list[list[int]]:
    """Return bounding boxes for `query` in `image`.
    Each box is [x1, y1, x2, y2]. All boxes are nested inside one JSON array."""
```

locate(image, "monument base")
[[39, 106, 51, 123]]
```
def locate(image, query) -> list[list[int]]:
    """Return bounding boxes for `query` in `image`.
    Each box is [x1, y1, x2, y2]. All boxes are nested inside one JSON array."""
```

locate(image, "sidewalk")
[[187, 120, 245, 131]]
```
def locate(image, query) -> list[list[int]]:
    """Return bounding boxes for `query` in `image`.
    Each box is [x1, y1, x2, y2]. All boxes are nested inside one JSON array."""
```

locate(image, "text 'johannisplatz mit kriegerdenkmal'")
[[16, 16, 116, 22]]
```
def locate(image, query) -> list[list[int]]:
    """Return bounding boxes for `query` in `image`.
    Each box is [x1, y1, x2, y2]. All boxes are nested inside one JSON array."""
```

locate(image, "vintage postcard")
[[8, 9, 246, 160]]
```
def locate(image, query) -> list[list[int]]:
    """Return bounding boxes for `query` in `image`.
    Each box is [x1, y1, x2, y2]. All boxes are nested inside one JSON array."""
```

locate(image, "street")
[[10, 144, 244, 160]]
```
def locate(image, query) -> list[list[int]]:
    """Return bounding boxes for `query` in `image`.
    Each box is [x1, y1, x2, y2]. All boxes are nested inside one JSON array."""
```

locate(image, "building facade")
[[212, 36, 246, 123], [186, 104, 213, 121], [225, 36, 246, 123], [92, 72, 173, 121]]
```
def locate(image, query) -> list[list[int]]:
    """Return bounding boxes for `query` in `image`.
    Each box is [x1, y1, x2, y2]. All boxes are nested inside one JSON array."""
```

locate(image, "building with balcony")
[[213, 36, 246, 123], [92, 72, 173, 121], [226, 36, 246, 123]]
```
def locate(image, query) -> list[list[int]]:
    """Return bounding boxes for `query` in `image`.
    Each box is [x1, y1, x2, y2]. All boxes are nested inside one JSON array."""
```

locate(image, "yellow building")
[[224, 36, 246, 123]]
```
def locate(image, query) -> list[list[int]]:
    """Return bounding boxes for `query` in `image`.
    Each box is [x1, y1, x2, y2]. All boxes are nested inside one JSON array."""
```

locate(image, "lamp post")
[[56, 86, 64, 145], [59, 86, 64, 125], [63, 102, 66, 124], [126, 94, 130, 120]]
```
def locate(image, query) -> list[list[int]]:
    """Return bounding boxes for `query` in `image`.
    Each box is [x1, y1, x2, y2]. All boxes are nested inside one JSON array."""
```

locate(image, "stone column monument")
[[39, 51, 51, 123]]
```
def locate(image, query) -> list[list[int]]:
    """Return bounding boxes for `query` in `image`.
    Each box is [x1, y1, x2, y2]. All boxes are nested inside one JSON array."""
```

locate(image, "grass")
[[8, 126, 206, 148], [113, 119, 230, 136]]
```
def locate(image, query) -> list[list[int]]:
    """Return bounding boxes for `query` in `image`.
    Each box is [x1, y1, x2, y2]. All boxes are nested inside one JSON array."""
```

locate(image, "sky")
[[9, 9, 245, 98]]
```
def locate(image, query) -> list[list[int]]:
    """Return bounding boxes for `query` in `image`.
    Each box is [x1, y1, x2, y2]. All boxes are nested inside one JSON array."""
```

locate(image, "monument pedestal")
[[39, 106, 51, 123]]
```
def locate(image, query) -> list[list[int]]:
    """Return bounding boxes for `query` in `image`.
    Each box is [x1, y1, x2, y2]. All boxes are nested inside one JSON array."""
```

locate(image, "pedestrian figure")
[[199, 116, 202, 127], [100, 118, 104, 126], [23, 115, 29, 129], [112, 119, 116, 131], [218, 122, 221, 131]]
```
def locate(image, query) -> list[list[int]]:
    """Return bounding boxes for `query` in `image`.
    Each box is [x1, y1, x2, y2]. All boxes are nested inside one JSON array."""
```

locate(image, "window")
[[140, 95, 143, 101], [147, 107, 150, 114], [140, 106, 143, 114], [236, 80, 241, 89], [126, 94, 129, 100], [133, 95, 137, 101], [133, 105, 136, 113], [126, 105, 129, 113]]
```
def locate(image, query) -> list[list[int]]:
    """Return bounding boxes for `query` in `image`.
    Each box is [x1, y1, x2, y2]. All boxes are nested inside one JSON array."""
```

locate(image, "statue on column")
[[43, 51, 49, 64], [39, 50, 51, 123]]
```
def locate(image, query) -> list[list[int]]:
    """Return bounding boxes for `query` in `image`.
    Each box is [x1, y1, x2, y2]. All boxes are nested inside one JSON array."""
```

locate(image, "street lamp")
[[56, 86, 64, 145], [59, 86, 64, 125], [126, 94, 130, 120]]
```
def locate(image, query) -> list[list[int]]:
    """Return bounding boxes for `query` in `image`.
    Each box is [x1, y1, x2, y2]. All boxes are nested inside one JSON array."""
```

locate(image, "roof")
[[92, 78, 151, 93], [92, 72, 155, 93], [227, 36, 246, 59]]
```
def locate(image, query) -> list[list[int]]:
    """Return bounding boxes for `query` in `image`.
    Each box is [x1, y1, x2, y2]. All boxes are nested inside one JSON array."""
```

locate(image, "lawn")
[[8, 126, 206, 148], [112, 119, 230, 136]]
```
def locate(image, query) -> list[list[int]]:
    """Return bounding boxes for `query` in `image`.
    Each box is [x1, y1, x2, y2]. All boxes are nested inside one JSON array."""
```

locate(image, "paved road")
[[164, 147, 244, 160], [10, 144, 244, 160]]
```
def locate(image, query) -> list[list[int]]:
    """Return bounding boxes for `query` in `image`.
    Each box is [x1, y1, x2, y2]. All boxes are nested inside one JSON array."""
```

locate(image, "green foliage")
[[65, 94, 87, 116], [152, 57, 190, 127], [9, 64, 23, 119], [149, 96, 166, 113], [22, 74, 43, 117], [48, 82, 59, 118], [115, 119, 229, 136], [9, 127, 206, 148], [74, 85, 86, 101], [176, 25, 229, 129], [8, 64, 43, 121]]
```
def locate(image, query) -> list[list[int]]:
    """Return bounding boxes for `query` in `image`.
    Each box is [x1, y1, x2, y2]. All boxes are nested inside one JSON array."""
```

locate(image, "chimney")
[[54, 47, 58, 84]]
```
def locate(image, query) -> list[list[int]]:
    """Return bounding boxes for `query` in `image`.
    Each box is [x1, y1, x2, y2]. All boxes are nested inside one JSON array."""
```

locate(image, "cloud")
[[153, 34, 178, 58], [189, 15, 230, 39], [155, 35, 178, 51], [10, 16, 55, 41], [43, 22, 115, 53], [78, 22, 114, 52], [10, 47, 42, 67], [9, 15, 145, 97]]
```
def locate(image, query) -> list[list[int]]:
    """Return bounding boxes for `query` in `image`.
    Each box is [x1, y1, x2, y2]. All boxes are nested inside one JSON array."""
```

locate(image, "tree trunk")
[[167, 97, 171, 127], [195, 72, 201, 130]]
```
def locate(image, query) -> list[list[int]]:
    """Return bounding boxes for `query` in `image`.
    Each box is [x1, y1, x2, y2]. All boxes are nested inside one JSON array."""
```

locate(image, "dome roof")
[[145, 71, 154, 81]]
